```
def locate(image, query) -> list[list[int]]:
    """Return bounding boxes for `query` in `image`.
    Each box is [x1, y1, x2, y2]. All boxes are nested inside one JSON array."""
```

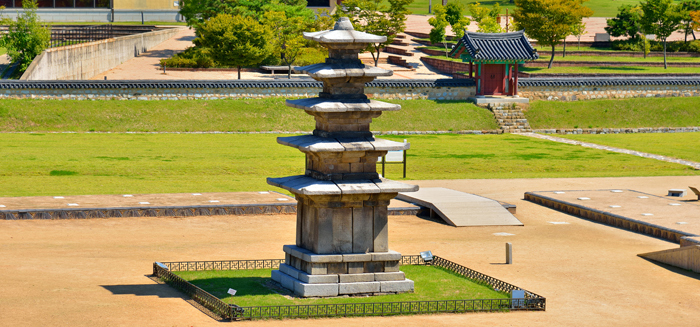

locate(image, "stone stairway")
[[491, 105, 532, 133]]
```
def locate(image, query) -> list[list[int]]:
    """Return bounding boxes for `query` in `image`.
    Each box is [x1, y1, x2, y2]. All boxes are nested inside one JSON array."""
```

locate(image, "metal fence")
[[153, 255, 546, 321], [49, 25, 114, 48]]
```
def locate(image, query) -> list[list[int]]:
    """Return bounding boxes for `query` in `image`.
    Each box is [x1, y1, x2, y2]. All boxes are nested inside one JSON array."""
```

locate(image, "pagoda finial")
[[334, 17, 354, 30]]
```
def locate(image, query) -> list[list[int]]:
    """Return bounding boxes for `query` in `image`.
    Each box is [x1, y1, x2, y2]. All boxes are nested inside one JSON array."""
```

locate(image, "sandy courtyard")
[[2, 176, 700, 327]]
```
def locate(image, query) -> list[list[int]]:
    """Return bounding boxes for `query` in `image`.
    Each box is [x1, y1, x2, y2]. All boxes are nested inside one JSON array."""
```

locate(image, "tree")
[[513, 0, 593, 68], [605, 5, 643, 41], [640, 0, 682, 69], [0, 0, 50, 74], [180, 0, 315, 29], [571, 20, 586, 50], [338, 0, 413, 67], [193, 14, 271, 79], [428, 4, 450, 56], [445, 2, 471, 38], [692, 10, 700, 32], [468, 2, 503, 33], [263, 11, 306, 79], [679, 0, 700, 42]]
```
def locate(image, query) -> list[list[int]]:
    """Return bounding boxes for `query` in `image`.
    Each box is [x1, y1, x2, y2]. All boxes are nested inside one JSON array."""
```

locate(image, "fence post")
[[506, 243, 513, 264]]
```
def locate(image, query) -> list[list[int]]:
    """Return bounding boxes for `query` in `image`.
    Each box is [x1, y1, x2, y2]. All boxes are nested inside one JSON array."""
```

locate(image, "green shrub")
[[160, 47, 214, 68], [688, 40, 700, 53], [611, 39, 641, 51], [295, 47, 327, 66]]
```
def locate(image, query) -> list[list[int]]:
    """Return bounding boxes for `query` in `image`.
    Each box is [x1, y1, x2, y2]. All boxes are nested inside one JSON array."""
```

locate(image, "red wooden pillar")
[[469, 62, 473, 78], [513, 64, 519, 96]]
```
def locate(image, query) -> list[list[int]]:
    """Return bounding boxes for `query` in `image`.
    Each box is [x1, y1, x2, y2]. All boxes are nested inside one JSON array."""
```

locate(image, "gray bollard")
[[506, 242, 513, 264]]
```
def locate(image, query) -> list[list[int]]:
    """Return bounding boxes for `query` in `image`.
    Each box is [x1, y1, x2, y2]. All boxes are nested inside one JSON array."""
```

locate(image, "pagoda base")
[[271, 245, 415, 297]]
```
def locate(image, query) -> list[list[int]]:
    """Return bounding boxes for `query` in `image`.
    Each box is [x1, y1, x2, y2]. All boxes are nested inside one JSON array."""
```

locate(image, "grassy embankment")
[[526, 97, 700, 130], [174, 265, 508, 307], [1, 132, 696, 197], [0, 99, 498, 132], [556, 133, 700, 163], [1, 97, 699, 197]]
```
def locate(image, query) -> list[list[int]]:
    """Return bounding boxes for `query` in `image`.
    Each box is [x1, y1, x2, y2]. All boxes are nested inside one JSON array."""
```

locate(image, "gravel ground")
[[2, 175, 700, 326]]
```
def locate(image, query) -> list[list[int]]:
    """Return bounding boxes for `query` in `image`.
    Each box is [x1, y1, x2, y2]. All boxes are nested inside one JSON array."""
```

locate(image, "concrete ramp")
[[639, 245, 700, 273], [396, 187, 523, 227]]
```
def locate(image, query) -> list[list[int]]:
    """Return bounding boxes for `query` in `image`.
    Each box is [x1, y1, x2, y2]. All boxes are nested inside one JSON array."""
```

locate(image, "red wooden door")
[[482, 64, 505, 95]]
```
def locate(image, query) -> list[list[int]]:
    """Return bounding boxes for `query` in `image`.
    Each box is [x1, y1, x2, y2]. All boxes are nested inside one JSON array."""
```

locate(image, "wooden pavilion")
[[449, 31, 538, 97]]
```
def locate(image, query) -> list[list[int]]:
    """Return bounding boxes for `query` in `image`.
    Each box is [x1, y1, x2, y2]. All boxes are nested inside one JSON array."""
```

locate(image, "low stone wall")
[[533, 127, 700, 135], [518, 77, 700, 101], [421, 57, 471, 74], [0, 80, 476, 101], [525, 61, 700, 68], [21, 27, 184, 80]]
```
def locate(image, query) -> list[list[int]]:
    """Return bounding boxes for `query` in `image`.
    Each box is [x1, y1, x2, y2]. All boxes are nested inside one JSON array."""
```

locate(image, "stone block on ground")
[[338, 281, 380, 294], [279, 263, 301, 280], [373, 271, 405, 281], [271, 269, 283, 283], [295, 282, 339, 297], [372, 250, 402, 261], [338, 273, 375, 283], [380, 279, 414, 293], [298, 271, 339, 284]]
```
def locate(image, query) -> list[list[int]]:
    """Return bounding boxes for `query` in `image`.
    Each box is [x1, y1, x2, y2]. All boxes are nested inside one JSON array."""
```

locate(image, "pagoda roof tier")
[[267, 175, 418, 196], [278, 135, 409, 153], [286, 98, 400, 113], [303, 17, 387, 44], [449, 30, 539, 63], [297, 62, 392, 79]]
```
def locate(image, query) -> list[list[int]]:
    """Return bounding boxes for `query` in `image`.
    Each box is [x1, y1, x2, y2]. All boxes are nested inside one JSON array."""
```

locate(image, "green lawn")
[[526, 97, 700, 129], [520, 66, 700, 74], [174, 265, 508, 307], [0, 99, 497, 132], [555, 133, 700, 163], [535, 55, 700, 63], [0, 133, 696, 197]]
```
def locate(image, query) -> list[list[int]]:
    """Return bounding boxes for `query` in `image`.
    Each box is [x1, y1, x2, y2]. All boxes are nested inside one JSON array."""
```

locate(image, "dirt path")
[[2, 175, 699, 326]]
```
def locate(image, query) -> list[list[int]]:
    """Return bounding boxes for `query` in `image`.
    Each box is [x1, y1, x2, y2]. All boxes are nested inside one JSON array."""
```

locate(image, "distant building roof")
[[450, 30, 539, 63]]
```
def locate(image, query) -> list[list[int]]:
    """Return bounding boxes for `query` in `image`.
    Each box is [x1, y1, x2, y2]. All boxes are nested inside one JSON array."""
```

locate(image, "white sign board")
[[385, 150, 404, 162], [227, 288, 237, 296], [511, 290, 526, 309]]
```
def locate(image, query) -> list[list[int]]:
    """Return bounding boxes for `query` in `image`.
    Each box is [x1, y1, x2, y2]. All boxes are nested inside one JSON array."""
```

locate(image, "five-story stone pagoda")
[[268, 17, 418, 298]]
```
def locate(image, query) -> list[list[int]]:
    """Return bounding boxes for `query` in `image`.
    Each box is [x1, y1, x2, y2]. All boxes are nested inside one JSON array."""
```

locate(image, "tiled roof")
[[517, 77, 700, 87], [450, 30, 539, 62], [0, 79, 476, 89]]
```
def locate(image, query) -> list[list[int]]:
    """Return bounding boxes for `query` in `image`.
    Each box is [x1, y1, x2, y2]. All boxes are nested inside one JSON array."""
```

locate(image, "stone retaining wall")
[[0, 83, 475, 101], [519, 84, 700, 101], [21, 27, 184, 80], [533, 127, 700, 135], [420, 57, 471, 74]]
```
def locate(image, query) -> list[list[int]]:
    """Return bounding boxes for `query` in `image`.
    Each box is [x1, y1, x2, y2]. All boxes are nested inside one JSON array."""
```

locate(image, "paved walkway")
[[93, 25, 447, 81], [521, 132, 700, 170], [396, 187, 522, 227], [404, 15, 689, 42]]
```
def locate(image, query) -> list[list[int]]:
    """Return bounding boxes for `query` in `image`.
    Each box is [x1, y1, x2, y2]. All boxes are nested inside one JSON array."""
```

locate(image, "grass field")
[[521, 66, 700, 74], [535, 55, 700, 63], [174, 265, 508, 307], [0, 99, 498, 132], [555, 133, 700, 163], [0, 133, 696, 197], [525, 97, 700, 129]]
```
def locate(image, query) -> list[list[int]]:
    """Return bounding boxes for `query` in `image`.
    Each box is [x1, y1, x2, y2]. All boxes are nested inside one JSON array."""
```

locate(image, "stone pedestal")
[[267, 17, 417, 297]]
